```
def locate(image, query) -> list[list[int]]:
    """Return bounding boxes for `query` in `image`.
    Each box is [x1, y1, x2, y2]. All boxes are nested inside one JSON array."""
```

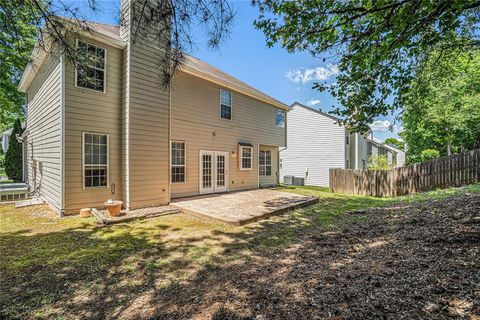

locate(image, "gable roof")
[[18, 19, 288, 110], [291, 102, 342, 122]]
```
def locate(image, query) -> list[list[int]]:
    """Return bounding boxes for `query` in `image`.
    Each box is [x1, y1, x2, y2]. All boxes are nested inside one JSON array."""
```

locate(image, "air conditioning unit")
[[283, 175, 294, 185], [293, 177, 305, 186]]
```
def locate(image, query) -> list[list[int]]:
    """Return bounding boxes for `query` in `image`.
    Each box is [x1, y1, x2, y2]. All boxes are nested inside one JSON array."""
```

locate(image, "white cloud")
[[370, 120, 391, 132], [286, 64, 339, 84], [306, 99, 321, 106]]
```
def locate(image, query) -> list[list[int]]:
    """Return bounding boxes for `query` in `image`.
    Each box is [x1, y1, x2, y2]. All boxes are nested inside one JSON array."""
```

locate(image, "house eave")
[[18, 29, 126, 93], [179, 67, 289, 111]]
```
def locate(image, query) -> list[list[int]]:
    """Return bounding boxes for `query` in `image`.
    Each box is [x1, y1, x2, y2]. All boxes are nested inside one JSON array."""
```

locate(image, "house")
[[17, 2, 288, 215], [279, 102, 369, 187], [366, 138, 406, 168], [0, 122, 25, 153]]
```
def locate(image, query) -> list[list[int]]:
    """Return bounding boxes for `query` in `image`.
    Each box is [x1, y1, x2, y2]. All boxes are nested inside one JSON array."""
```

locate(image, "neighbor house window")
[[276, 110, 285, 128], [76, 40, 106, 92], [171, 141, 186, 183], [83, 133, 108, 188], [259, 150, 272, 176], [346, 135, 350, 145], [220, 89, 232, 120], [239, 145, 253, 170]]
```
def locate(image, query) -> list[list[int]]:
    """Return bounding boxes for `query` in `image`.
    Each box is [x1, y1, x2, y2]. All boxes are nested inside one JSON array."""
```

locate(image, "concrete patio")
[[172, 189, 319, 225]]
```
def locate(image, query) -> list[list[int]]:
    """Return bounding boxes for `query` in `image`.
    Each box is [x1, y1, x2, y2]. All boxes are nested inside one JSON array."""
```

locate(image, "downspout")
[[60, 54, 65, 216], [355, 132, 359, 169]]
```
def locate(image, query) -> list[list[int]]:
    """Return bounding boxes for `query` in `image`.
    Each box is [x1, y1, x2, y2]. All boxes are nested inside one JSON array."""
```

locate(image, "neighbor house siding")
[[280, 104, 345, 187], [170, 72, 286, 198], [25, 53, 63, 212], [63, 37, 123, 214]]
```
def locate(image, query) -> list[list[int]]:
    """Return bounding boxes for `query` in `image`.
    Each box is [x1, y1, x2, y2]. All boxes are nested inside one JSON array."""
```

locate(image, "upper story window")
[[220, 89, 232, 120], [76, 40, 106, 92], [239, 144, 253, 170], [83, 132, 108, 188], [346, 134, 350, 145], [276, 110, 285, 128]]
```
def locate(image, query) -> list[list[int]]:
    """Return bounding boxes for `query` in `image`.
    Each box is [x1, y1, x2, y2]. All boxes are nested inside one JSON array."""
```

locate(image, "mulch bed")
[[146, 193, 480, 319]]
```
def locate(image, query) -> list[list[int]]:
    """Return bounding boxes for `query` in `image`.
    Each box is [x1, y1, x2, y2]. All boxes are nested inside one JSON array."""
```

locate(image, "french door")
[[199, 151, 229, 194]]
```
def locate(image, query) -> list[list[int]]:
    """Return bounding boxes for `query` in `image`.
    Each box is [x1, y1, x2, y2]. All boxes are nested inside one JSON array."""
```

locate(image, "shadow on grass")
[[0, 186, 478, 319]]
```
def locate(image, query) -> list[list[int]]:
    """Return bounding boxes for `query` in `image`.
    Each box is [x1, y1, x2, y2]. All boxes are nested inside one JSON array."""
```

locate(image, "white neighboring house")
[[280, 102, 369, 187], [383, 143, 406, 167], [0, 122, 25, 153]]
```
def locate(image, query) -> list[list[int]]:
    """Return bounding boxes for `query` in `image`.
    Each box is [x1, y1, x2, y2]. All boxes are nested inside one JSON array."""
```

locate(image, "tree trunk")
[[447, 142, 452, 156]]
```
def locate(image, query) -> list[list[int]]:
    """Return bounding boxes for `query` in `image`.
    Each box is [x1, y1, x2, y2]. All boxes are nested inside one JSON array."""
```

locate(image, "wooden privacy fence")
[[329, 149, 480, 197]]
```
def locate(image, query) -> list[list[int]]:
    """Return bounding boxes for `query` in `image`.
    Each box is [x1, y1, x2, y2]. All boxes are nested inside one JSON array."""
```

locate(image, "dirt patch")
[[140, 193, 480, 319]]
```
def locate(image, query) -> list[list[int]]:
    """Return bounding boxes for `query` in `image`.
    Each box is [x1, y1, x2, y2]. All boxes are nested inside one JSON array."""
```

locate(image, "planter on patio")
[[105, 200, 123, 217]]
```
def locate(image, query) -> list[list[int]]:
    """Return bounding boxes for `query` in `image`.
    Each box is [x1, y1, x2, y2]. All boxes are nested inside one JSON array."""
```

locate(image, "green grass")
[[0, 184, 478, 318]]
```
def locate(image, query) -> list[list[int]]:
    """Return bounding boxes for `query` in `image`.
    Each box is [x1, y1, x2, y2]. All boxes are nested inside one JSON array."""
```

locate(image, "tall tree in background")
[[401, 49, 480, 163], [253, 0, 480, 132], [5, 119, 24, 182], [0, 0, 43, 131], [384, 138, 405, 151]]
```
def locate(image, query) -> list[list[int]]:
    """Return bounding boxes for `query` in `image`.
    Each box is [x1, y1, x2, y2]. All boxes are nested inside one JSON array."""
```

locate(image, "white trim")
[[259, 149, 272, 177], [239, 145, 253, 170], [82, 132, 110, 189], [124, 18, 132, 209], [199, 150, 229, 195], [74, 39, 107, 94], [170, 140, 186, 183], [180, 67, 289, 111], [219, 88, 232, 120]]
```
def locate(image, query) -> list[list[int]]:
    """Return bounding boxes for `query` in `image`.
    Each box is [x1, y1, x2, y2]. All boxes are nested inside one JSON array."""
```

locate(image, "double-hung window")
[[83, 133, 108, 188], [276, 110, 285, 128], [171, 141, 186, 183], [76, 40, 106, 92], [239, 145, 253, 170], [259, 150, 272, 176], [220, 89, 232, 120]]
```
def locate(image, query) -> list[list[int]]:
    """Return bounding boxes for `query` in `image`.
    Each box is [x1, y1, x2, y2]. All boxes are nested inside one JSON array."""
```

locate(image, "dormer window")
[[76, 40, 106, 92]]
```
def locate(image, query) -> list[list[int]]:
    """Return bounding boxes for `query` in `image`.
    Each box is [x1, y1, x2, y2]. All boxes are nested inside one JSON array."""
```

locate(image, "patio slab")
[[172, 189, 319, 225]]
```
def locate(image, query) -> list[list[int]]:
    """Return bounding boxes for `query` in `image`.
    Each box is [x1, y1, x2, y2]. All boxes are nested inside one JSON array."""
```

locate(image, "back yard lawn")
[[1, 185, 479, 319]]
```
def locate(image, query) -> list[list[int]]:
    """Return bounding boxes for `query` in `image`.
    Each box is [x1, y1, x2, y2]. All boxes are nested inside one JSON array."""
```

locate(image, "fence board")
[[329, 149, 480, 197]]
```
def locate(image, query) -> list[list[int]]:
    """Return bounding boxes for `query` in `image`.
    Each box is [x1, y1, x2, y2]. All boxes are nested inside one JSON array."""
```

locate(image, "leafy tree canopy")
[[367, 155, 391, 170], [0, 0, 43, 131], [384, 137, 405, 151], [401, 49, 480, 163], [253, 0, 480, 132]]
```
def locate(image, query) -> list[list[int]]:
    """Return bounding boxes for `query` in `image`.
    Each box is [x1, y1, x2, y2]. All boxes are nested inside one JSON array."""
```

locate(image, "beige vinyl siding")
[[25, 53, 62, 212], [170, 72, 286, 198], [63, 37, 123, 214], [126, 41, 170, 208], [259, 145, 279, 187], [280, 104, 345, 187]]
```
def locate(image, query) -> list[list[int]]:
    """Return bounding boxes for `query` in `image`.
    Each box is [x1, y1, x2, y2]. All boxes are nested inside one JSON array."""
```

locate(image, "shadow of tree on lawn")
[[1, 191, 479, 319]]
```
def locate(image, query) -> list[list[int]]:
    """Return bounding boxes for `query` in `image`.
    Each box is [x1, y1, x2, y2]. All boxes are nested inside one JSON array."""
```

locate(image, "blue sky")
[[70, 0, 400, 142]]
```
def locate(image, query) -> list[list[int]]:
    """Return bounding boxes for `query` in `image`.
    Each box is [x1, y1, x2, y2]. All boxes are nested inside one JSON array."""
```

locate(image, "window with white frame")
[[220, 89, 232, 120], [171, 141, 186, 183], [259, 150, 272, 176], [83, 133, 108, 188], [240, 145, 253, 170], [76, 40, 106, 92], [276, 110, 285, 127]]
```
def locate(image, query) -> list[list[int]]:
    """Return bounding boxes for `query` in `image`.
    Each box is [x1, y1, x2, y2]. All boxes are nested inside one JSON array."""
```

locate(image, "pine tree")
[[5, 119, 23, 182]]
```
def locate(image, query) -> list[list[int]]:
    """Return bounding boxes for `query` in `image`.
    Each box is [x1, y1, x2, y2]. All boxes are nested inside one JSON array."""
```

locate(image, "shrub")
[[5, 119, 24, 182], [420, 149, 440, 162], [368, 155, 391, 170]]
